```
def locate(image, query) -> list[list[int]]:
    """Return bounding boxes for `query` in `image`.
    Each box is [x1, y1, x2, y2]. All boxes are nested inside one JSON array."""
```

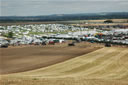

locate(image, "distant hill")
[[0, 12, 128, 22]]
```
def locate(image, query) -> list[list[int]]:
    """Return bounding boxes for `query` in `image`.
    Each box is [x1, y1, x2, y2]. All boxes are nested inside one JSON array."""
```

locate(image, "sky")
[[0, 0, 128, 16]]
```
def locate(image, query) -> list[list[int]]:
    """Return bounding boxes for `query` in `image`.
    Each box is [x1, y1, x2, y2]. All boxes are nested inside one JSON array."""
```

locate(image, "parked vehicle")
[[48, 41, 55, 45], [0, 39, 9, 48], [105, 43, 111, 47], [42, 42, 46, 45], [68, 42, 75, 46]]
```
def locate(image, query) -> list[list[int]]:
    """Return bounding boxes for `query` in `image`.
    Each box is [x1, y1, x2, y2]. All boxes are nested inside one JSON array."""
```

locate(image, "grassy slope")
[[1, 47, 128, 85]]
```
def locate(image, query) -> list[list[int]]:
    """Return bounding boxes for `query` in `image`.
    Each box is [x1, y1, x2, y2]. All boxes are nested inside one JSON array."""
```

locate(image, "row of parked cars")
[[84, 36, 128, 46], [0, 38, 66, 48]]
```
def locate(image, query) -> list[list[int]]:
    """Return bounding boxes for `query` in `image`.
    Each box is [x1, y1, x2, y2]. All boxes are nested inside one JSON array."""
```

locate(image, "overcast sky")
[[0, 0, 128, 16]]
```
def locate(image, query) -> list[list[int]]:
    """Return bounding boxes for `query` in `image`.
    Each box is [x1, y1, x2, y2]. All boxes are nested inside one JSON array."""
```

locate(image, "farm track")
[[0, 45, 128, 85]]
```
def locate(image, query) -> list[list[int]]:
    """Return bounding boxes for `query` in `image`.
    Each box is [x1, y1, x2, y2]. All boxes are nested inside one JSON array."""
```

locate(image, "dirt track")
[[0, 43, 100, 74]]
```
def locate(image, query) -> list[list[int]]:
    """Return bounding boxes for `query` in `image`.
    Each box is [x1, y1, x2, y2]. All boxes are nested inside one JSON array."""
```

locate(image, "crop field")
[[0, 42, 101, 74], [0, 43, 128, 85], [0, 19, 128, 26]]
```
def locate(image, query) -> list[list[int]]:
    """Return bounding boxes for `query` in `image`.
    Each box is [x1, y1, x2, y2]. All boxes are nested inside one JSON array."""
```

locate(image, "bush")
[[104, 20, 113, 23], [8, 32, 14, 38]]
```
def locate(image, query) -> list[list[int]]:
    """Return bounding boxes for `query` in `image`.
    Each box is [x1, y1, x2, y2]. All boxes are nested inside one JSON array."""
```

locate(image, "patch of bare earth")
[[1, 43, 128, 85], [0, 42, 100, 74]]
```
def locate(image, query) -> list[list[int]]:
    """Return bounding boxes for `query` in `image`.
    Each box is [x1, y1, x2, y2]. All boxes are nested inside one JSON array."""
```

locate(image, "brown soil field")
[[79, 19, 128, 23], [0, 19, 128, 26], [0, 42, 100, 74], [72, 23, 128, 27], [0, 43, 128, 85]]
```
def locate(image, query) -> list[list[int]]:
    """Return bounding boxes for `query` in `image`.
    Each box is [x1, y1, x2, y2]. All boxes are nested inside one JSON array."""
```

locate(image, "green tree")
[[8, 32, 13, 38]]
